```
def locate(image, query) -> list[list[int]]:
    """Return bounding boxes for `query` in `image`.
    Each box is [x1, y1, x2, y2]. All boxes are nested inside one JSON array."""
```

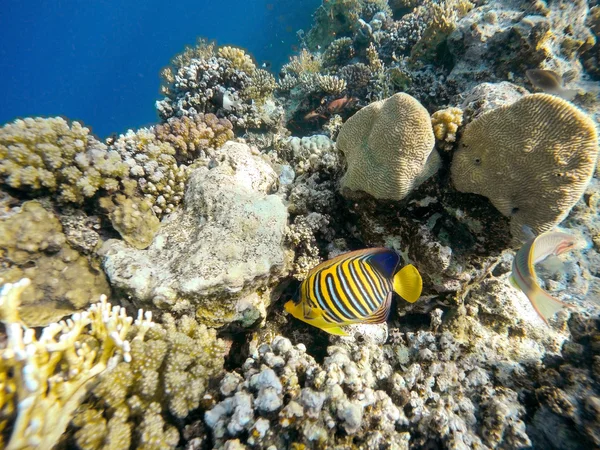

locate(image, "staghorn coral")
[[72, 313, 227, 450], [431, 106, 463, 151], [316, 74, 347, 95], [217, 46, 256, 74], [0, 117, 128, 204], [154, 113, 234, 163], [337, 92, 440, 200], [0, 201, 110, 326], [451, 93, 598, 241], [241, 69, 276, 105], [110, 128, 188, 217], [0, 278, 153, 450]]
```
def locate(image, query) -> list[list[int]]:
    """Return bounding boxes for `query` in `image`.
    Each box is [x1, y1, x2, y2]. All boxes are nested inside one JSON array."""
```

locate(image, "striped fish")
[[510, 229, 580, 323], [284, 247, 422, 336]]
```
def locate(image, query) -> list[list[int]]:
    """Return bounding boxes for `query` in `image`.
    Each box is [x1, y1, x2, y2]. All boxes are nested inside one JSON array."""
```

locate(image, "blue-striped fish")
[[284, 247, 423, 336], [510, 230, 580, 324]]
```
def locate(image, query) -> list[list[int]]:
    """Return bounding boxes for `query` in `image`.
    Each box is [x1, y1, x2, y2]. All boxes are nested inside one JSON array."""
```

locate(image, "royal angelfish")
[[510, 229, 580, 324], [285, 247, 422, 335]]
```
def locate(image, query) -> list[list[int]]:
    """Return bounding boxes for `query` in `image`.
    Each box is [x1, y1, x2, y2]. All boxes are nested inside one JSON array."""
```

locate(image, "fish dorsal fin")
[[307, 247, 395, 275], [393, 264, 422, 303], [366, 248, 400, 279]]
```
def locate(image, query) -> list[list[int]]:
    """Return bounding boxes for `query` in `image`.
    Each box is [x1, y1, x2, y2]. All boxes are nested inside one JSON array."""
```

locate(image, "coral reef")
[[102, 142, 290, 327], [153, 113, 234, 163], [337, 92, 439, 200], [451, 93, 598, 241], [109, 128, 188, 218], [0, 117, 128, 204], [0, 278, 153, 450], [72, 313, 227, 450], [0, 201, 110, 326]]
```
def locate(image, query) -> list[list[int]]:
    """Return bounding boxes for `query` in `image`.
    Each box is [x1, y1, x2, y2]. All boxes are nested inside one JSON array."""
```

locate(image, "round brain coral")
[[451, 93, 599, 241], [337, 92, 439, 200]]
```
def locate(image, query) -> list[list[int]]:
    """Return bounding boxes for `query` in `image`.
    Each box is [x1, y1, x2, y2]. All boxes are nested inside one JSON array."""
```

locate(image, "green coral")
[[73, 314, 227, 450], [154, 114, 234, 163], [0, 117, 128, 204], [0, 278, 153, 450], [0, 201, 110, 326]]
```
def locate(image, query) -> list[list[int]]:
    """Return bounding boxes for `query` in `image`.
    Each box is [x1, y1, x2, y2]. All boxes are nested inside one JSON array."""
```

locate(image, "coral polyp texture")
[[0, 278, 154, 450], [0, 117, 128, 204], [0, 201, 110, 326], [451, 93, 599, 240], [337, 92, 439, 200]]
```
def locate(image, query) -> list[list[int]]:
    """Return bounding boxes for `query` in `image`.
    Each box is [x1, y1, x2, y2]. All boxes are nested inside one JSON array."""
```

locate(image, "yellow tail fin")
[[393, 264, 422, 303]]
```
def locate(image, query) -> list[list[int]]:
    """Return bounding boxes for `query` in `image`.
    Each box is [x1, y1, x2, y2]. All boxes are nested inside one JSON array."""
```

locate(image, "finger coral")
[[337, 92, 440, 200], [0, 201, 110, 326], [0, 117, 128, 204], [110, 128, 188, 217], [72, 313, 227, 450], [241, 69, 277, 105], [0, 278, 153, 450], [154, 113, 234, 163], [431, 106, 463, 151], [451, 93, 599, 241], [217, 46, 256, 75]]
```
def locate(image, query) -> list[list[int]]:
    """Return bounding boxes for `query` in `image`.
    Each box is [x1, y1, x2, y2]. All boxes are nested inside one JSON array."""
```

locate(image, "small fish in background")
[[261, 61, 272, 70], [284, 248, 423, 336], [509, 228, 583, 324], [525, 69, 579, 101]]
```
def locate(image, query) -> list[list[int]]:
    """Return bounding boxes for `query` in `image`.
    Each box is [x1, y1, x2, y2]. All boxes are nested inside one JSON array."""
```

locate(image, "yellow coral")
[[451, 93, 599, 240], [0, 278, 153, 450], [431, 107, 463, 150], [218, 45, 256, 74], [337, 93, 439, 200], [316, 74, 347, 95]]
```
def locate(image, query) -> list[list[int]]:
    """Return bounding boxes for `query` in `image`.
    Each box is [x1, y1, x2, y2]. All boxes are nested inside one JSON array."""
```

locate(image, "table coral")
[[337, 92, 440, 200], [0, 278, 153, 450], [72, 313, 227, 450], [0, 117, 128, 204], [451, 93, 598, 241], [0, 201, 110, 326]]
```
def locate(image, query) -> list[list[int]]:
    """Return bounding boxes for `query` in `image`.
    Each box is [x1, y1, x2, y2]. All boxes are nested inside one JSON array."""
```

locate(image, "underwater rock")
[[459, 81, 528, 122], [102, 142, 290, 328]]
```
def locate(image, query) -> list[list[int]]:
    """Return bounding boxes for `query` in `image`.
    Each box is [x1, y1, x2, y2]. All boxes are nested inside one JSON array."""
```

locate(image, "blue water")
[[0, 0, 320, 138]]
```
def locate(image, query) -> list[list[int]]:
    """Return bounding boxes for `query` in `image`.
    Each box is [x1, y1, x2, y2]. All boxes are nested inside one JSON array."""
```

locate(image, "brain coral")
[[451, 93, 598, 240], [337, 92, 439, 200]]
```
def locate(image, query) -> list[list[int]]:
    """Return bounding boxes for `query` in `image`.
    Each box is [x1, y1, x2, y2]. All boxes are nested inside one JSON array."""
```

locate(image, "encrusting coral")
[[0, 201, 110, 326], [72, 313, 227, 450], [337, 92, 440, 200], [0, 117, 128, 204], [0, 278, 154, 450], [451, 93, 599, 241]]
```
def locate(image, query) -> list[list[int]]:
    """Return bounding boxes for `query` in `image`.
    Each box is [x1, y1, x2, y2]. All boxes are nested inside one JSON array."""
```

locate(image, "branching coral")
[[154, 114, 234, 163], [337, 92, 440, 200], [316, 74, 347, 95], [431, 106, 463, 151], [0, 278, 154, 450], [110, 128, 188, 217], [72, 314, 227, 450], [322, 37, 355, 68], [0, 201, 110, 326], [451, 93, 598, 241], [0, 117, 128, 204], [241, 69, 277, 105], [217, 46, 256, 75]]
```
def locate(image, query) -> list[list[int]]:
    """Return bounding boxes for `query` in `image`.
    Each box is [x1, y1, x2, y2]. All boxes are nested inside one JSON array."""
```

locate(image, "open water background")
[[0, 0, 320, 138]]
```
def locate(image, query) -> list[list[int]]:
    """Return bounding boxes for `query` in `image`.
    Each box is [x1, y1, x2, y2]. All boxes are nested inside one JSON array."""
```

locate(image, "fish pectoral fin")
[[394, 264, 423, 303], [529, 286, 571, 323]]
